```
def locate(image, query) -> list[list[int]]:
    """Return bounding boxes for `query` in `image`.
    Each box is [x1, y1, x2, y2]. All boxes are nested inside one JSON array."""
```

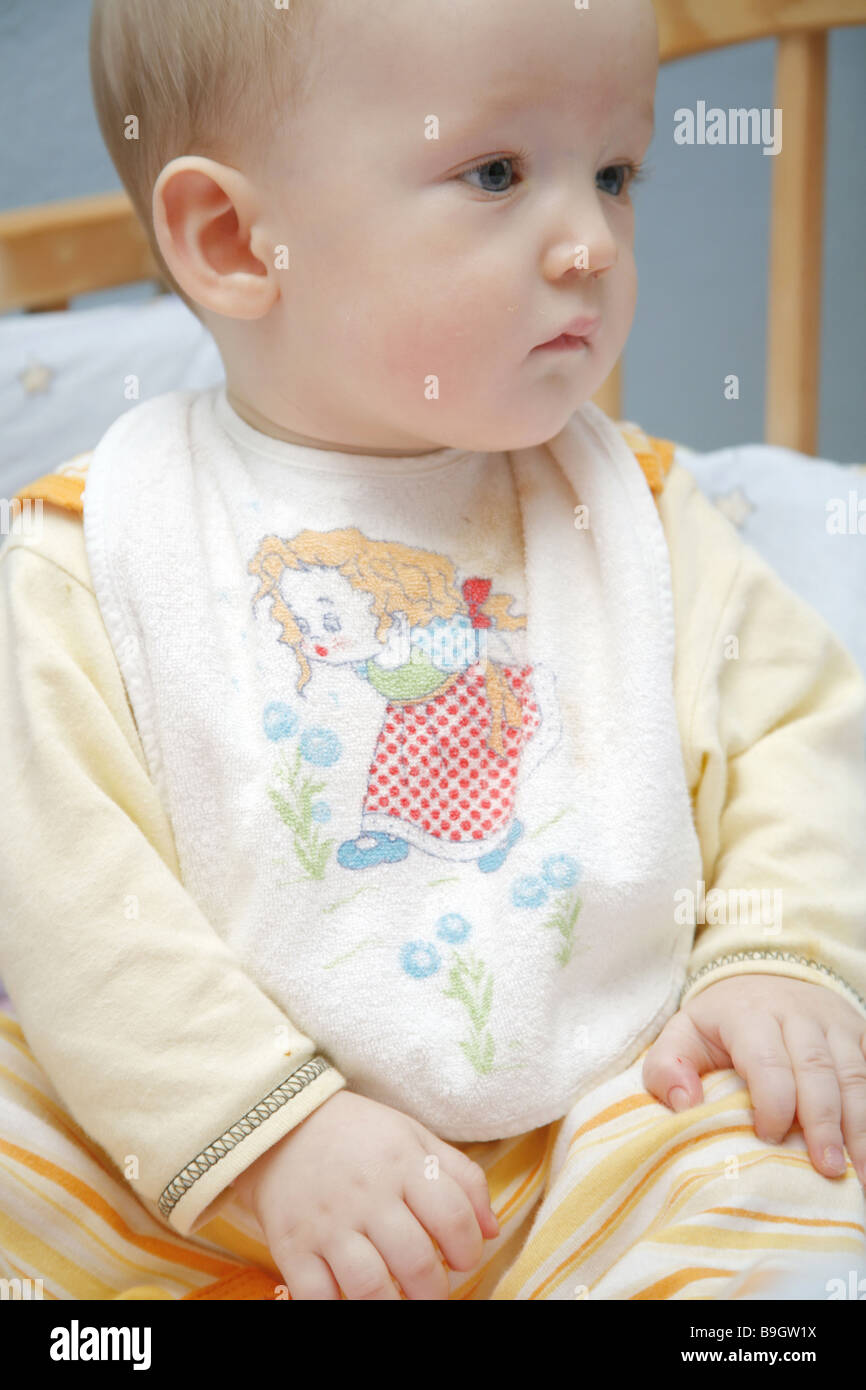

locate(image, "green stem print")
[[441, 948, 494, 1075], [268, 745, 335, 880], [440, 948, 526, 1077], [401, 920, 527, 1079], [542, 890, 583, 967], [513, 855, 584, 967]]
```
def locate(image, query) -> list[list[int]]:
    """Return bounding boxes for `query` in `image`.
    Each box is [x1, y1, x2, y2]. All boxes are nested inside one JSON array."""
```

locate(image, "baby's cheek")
[[379, 280, 515, 401], [376, 316, 475, 399]]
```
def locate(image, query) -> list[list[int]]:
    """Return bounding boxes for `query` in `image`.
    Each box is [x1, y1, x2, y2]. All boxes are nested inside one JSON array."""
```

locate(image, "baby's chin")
[[431, 397, 598, 455]]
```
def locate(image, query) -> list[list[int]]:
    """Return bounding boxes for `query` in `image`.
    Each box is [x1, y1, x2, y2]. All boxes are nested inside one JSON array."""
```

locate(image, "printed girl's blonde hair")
[[89, 0, 319, 316], [248, 528, 528, 757]]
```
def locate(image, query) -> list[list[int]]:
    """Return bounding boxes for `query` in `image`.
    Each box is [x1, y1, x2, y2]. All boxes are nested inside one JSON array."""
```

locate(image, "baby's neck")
[[224, 388, 440, 457]]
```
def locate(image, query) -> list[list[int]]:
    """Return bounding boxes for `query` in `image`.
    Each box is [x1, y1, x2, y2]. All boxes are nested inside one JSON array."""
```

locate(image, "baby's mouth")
[[532, 315, 601, 352], [532, 333, 591, 352]]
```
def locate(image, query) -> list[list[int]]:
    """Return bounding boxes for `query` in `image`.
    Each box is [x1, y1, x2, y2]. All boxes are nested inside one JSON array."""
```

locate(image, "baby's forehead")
[[307, 0, 656, 122]]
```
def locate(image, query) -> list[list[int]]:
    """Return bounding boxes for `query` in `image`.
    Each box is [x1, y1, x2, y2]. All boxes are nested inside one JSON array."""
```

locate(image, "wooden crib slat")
[[0, 192, 160, 313], [654, 0, 866, 63], [766, 32, 827, 455]]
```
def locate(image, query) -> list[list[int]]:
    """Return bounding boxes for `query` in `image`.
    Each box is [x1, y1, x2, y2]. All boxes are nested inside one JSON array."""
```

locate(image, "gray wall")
[[1, 0, 864, 459]]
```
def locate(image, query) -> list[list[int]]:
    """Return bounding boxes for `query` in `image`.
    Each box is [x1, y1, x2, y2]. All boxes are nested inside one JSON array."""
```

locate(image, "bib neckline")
[[213, 385, 475, 478]]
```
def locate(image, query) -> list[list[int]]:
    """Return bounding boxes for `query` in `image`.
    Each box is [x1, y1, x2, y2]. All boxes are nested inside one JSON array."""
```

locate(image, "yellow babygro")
[[0, 399, 865, 1303]]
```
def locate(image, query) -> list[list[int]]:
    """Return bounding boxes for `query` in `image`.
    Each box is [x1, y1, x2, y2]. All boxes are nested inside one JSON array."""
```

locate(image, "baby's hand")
[[642, 975, 866, 1186], [231, 1089, 500, 1300]]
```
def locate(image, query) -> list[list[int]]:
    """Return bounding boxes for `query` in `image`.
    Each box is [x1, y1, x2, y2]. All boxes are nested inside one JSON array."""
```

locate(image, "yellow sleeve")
[[0, 512, 349, 1237], [658, 460, 866, 1020]]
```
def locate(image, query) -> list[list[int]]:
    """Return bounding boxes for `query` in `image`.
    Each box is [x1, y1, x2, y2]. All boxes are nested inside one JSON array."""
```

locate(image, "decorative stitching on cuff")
[[682, 951, 866, 1016], [158, 1056, 334, 1220]]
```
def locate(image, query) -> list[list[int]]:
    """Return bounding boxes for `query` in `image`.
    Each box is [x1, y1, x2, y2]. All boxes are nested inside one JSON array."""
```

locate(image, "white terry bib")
[[83, 386, 703, 1140]]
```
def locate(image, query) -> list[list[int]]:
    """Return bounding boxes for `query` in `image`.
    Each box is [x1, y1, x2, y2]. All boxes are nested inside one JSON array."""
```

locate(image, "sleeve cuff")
[[680, 950, 866, 1023], [159, 1056, 349, 1237]]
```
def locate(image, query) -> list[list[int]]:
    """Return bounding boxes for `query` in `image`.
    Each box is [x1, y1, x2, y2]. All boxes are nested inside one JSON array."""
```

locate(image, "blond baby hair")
[[89, 0, 319, 316]]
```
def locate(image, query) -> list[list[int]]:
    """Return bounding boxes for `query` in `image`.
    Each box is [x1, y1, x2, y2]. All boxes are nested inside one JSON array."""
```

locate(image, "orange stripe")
[[551, 1139, 857, 1301], [659, 1149, 763, 1223], [528, 1121, 760, 1299], [489, 1125, 556, 1223], [561, 1092, 658, 1156], [704, 1203, 865, 1234], [0, 1137, 239, 1279], [0, 1200, 118, 1298], [183, 1267, 279, 1301], [647, 1147, 866, 1244], [10, 475, 85, 517], [631, 1266, 733, 1299], [615, 425, 677, 496], [0, 1153, 210, 1291]]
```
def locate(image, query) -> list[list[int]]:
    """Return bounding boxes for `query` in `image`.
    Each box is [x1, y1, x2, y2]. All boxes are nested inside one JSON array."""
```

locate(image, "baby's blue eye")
[[462, 156, 517, 195], [459, 156, 645, 199], [323, 611, 342, 633], [296, 616, 310, 635], [596, 164, 631, 197]]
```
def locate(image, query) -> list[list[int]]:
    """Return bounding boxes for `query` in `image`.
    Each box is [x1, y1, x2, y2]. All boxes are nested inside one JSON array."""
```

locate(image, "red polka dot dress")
[[361, 663, 541, 858]]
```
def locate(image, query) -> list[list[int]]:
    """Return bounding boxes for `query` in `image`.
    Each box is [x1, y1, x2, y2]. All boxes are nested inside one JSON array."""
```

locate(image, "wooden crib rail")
[[592, 0, 866, 452], [0, 191, 163, 314]]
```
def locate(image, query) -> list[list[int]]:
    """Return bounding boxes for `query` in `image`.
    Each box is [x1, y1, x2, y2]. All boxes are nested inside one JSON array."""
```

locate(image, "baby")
[[1, 0, 865, 1303]]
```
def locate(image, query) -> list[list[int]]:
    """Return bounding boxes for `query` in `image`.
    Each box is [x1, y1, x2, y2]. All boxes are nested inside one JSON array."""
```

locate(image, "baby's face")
[[241, 0, 658, 453]]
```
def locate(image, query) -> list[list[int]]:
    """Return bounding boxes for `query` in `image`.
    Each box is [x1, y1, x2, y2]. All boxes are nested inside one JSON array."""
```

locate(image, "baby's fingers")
[[826, 1025, 866, 1186], [781, 1015, 846, 1179], [725, 1014, 797, 1146], [402, 1165, 486, 1276]]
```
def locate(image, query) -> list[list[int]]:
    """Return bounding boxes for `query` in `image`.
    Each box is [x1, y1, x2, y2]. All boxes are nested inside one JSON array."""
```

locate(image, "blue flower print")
[[263, 702, 299, 741], [541, 855, 581, 891], [311, 801, 332, 823], [435, 913, 472, 945], [512, 876, 549, 909], [299, 727, 341, 766], [400, 941, 441, 979]]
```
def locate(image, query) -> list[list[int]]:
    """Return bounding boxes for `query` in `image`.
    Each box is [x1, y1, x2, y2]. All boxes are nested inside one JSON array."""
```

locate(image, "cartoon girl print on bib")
[[248, 526, 564, 875]]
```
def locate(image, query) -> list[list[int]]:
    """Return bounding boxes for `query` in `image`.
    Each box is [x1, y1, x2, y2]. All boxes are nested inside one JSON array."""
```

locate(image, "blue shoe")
[[477, 819, 524, 874], [337, 832, 410, 870]]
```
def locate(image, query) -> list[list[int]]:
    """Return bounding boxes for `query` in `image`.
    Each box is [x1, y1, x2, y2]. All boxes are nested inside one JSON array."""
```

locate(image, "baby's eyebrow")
[[447, 91, 656, 144]]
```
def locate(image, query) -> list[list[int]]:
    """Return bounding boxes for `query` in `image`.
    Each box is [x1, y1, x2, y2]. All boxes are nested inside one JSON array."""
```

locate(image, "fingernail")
[[823, 1146, 846, 1175], [668, 1086, 690, 1112]]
